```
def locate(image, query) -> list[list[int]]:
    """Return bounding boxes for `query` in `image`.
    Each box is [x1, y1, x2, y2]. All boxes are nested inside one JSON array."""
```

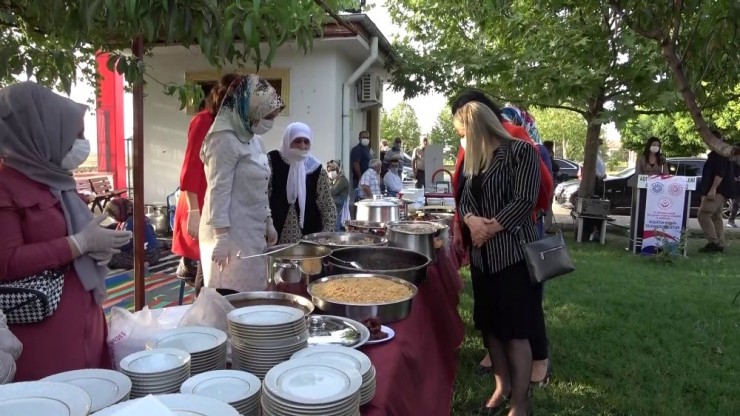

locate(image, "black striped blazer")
[[459, 139, 540, 273]]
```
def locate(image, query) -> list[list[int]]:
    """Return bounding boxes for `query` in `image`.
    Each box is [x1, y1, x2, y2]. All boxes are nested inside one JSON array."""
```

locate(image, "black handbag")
[[516, 228, 574, 283], [0, 267, 67, 324]]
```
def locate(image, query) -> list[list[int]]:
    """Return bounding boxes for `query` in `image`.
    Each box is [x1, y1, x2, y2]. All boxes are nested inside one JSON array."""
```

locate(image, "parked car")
[[555, 157, 734, 218], [553, 158, 581, 182]]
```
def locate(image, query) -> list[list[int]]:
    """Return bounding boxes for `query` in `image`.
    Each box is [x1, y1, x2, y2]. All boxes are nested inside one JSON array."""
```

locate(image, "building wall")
[[141, 42, 369, 203]]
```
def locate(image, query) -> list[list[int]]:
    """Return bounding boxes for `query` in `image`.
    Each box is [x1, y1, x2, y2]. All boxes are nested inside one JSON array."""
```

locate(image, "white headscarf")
[[281, 122, 321, 228]]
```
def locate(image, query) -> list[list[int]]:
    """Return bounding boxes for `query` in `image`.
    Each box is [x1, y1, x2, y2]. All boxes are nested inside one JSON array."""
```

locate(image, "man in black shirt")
[[698, 130, 735, 252]]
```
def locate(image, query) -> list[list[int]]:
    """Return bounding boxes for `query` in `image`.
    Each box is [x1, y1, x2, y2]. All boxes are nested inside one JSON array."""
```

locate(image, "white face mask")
[[460, 137, 467, 151], [650, 145, 660, 153], [328, 171, 338, 179], [60, 139, 91, 171], [361, 138, 370, 146], [253, 119, 274, 135]]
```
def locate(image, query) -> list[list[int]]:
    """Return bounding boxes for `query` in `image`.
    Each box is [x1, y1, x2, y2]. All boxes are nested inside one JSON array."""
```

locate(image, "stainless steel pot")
[[386, 221, 448, 261], [145, 205, 168, 235], [224, 291, 315, 315], [308, 274, 418, 324], [266, 242, 333, 298], [355, 198, 401, 223], [344, 220, 387, 236], [327, 246, 431, 285], [301, 232, 388, 249]]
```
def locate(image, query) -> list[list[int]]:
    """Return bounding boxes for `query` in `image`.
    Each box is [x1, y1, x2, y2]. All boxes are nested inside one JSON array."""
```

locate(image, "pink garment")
[[0, 165, 111, 381]]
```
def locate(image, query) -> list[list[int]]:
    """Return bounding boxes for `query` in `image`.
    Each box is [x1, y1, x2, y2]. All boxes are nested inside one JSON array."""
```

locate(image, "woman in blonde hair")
[[456, 102, 542, 416]]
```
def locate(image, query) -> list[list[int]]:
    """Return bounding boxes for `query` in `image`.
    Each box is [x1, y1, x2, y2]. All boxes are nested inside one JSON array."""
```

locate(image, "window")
[[682, 161, 704, 177], [184, 69, 291, 115]]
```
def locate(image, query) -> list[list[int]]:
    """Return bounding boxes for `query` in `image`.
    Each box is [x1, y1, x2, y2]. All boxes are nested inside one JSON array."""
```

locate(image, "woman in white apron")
[[199, 75, 283, 292]]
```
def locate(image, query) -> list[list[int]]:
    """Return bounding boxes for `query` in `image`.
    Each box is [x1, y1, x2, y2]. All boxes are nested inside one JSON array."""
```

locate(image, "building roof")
[[322, 14, 397, 66]]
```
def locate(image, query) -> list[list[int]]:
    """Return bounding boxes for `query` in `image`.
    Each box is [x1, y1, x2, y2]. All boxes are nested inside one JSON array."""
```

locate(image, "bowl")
[[327, 246, 431, 284]]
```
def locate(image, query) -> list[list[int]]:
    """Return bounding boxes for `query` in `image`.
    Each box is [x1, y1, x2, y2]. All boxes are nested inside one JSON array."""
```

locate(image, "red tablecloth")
[[360, 248, 465, 416]]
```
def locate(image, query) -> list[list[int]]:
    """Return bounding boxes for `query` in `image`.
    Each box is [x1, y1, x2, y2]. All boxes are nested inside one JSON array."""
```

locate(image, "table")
[[360, 248, 465, 416], [573, 213, 611, 245]]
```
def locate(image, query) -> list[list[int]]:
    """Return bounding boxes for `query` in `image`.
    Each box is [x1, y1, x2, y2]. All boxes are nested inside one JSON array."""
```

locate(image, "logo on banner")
[[650, 182, 665, 195], [668, 182, 684, 197], [658, 197, 673, 210], [642, 175, 688, 254]]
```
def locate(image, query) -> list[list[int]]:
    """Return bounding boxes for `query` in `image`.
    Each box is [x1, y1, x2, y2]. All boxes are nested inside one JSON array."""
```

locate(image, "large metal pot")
[[301, 232, 388, 249], [355, 198, 401, 223], [386, 221, 448, 261], [145, 204, 168, 235], [308, 274, 418, 324], [327, 246, 431, 285], [266, 242, 333, 298], [224, 291, 315, 315], [344, 220, 387, 236]]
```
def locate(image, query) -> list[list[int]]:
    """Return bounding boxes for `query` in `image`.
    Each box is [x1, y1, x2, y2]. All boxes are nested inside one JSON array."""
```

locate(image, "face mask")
[[60, 139, 91, 171], [328, 171, 338, 179], [650, 145, 660, 153], [286, 148, 309, 159], [361, 138, 370, 146], [460, 137, 467, 151], [253, 119, 274, 135]]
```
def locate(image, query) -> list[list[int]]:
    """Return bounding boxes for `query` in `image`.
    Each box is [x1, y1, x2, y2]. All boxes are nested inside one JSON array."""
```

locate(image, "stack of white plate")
[[147, 326, 228, 375], [0, 381, 92, 415], [120, 348, 191, 398], [92, 393, 239, 416], [227, 305, 309, 378], [42, 369, 132, 412], [261, 358, 362, 416], [291, 345, 377, 405], [181, 370, 261, 416]]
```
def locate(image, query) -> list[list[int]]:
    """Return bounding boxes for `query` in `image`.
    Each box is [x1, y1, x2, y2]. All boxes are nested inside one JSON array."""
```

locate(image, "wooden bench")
[[80, 177, 127, 212], [75, 179, 95, 206]]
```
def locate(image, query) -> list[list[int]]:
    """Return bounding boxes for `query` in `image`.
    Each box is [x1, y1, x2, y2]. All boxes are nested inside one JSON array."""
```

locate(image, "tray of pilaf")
[[307, 274, 418, 324]]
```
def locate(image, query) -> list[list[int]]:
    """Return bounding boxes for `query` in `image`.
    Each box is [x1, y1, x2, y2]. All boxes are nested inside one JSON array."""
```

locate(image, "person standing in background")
[[360, 159, 383, 198], [542, 141, 558, 233], [350, 131, 372, 208], [173, 73, 238, 294], [412, 136, 428, 189], [384, 137, 404, 164], [698, 130, 735, 252], [379, 139, 389, 162], [383, 157, 404, 196], [327, 160, 351, 231], [635, 137, 666, 175]]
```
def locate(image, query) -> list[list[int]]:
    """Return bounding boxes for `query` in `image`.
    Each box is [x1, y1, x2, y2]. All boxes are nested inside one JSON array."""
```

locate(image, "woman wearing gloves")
[[268, 122, 336, 243], [0, 82, 131, 380], [172, 73, 238, 292], [199, 75, 282, 293]]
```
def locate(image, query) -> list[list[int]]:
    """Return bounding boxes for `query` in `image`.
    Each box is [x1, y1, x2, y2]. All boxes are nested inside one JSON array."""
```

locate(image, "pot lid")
[[355, 199, 401, 207]]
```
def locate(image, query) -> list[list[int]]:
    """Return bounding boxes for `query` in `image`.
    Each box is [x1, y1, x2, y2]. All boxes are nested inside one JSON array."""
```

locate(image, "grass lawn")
[[451, 236, 740, 416]]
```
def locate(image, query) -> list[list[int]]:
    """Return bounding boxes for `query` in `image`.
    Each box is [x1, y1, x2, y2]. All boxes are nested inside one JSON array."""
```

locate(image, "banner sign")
[[642, 175, 688, 251]]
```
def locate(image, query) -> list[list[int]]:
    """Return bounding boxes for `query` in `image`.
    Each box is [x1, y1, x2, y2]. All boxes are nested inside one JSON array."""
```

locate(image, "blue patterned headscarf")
[[502, 105, 542, 144]]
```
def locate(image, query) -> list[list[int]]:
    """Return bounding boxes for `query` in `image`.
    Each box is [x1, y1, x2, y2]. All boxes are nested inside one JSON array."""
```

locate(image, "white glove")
[[266, 219, 278, 246], [69, 215, 132, 255], [212, 233, 231, 270], [186, 210, 200, 239], [0, 311, 22, 361], [89, 250, 116, 266], [0, 350, 16, 385]]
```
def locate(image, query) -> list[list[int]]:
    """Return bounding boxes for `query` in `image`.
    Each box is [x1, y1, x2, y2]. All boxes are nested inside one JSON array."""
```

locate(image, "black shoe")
[[478, 395, 510, 415], [699, 243, 724, 253]]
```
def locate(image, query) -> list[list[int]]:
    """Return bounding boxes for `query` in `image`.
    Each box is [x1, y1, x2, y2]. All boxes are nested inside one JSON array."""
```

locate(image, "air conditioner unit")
[[357, 73, 383, 107]]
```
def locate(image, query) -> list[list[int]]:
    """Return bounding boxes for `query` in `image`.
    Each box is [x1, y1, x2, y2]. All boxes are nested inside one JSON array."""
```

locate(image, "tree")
[[608, 0, 740, 160], [386, 0, 738, 195], [528, 108, 588, 161], [380, 103, 421, 147], [619, 113, 710, 157], [427, 108, 458, 164], [0, 0, 357, 105]]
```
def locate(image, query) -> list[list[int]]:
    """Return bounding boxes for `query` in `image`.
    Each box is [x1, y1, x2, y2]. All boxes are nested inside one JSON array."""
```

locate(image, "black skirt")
[[471, 261, 545, 342]]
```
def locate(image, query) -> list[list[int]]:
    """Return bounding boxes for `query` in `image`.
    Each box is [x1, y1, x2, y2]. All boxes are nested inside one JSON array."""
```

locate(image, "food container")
[[266, 242, 333, 298], [355, 198, 402, 223], [327, 246, 431, 285], [301, 232, 388, 249], [308, 274, 418, 324], [344, 220, 387, 236], [306, 315, 370, 349], [386, 221, 448, 261], [224, 291, 315, 315]]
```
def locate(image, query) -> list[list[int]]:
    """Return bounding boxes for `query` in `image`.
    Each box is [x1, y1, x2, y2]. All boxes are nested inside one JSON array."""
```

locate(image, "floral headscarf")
[[207, 74, 284, 142], [502, 105, 542, 144]]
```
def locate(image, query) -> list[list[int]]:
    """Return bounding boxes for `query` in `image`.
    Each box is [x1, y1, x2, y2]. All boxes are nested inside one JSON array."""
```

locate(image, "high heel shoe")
[[478, 394, 510, 415]]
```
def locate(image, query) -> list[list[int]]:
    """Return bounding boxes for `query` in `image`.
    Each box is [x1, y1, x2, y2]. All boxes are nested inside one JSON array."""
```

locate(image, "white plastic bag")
[[178, 288, 234, 333], [107, 306, 164, 370]]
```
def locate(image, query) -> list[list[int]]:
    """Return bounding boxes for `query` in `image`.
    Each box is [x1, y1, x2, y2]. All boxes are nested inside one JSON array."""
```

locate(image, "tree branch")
[[671, 0, 684, 42], [487, 93, 587, 116], [608, 0, 664, 40], [314, 0, 359, 36], [680, 13, 703, 65]]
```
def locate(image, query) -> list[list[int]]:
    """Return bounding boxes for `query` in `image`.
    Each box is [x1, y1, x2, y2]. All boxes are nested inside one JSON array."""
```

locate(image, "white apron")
[[200, 131, 271, 292]]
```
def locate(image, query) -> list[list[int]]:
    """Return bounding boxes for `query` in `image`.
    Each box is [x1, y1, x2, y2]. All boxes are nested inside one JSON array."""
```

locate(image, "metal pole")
[[132, 36, 146, 311]]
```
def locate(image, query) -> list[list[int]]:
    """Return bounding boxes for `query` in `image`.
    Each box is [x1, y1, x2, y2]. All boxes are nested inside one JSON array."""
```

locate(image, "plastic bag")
[[107, 306, 164, 370], [178, 288, 234, 333]]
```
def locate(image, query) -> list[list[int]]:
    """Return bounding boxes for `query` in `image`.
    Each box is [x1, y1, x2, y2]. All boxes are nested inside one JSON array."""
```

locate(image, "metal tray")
[[301, 232, 388, 248], [306, 314, 370, 349]]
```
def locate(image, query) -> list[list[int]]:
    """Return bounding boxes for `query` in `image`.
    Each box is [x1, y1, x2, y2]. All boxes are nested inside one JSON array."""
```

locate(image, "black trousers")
[[415, 169, 426, 189]]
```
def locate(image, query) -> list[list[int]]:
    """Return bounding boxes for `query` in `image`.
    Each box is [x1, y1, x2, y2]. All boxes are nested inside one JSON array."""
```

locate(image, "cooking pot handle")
[[273, 262, 297, 270]]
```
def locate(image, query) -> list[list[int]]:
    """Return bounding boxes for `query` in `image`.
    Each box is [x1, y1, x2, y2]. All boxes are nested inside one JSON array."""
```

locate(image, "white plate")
[[93, 393, 239, 415], [120, 348, 191, 374], [181, 370, 261, 403], [148, 327, 227, 354], [364, 325, 395, 345], [0, 381, 92, 416], [291, 345, 372, 377], [264, 358, 362, 405], [227, 305, 305, 327], [42, 369, 132, 412]]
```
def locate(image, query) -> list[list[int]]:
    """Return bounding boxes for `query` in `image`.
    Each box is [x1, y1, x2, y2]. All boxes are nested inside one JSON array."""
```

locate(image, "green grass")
[[451, 236, 740, 416]]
